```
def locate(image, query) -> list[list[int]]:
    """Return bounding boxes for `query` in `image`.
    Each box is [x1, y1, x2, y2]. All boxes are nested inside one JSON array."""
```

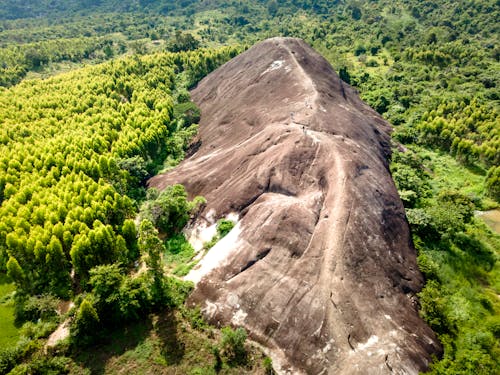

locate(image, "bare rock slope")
[[149, 37, 440, 374]]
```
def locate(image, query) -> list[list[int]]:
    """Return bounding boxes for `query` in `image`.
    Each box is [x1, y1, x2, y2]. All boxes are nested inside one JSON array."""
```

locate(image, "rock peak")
[[149, 38, 441, 374]]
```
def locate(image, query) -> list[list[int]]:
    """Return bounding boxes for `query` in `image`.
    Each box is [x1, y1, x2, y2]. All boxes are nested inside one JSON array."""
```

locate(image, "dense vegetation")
[[0, 0, 498, 373], [391, 148, 499, 373], [0, 46, 252, 373], [0, 46, 239, 291]]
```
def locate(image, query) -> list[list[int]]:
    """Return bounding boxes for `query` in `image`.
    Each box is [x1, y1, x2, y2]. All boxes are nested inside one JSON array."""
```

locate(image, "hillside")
[[0, 0, 498, 374]]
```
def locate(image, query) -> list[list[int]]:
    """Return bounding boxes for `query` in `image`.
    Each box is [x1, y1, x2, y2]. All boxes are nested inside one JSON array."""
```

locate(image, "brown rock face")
[[149, 37, 441, 374]]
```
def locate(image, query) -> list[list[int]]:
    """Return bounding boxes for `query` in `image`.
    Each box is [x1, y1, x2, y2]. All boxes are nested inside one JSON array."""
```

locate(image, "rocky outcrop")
[[149, 37, 441, 374]]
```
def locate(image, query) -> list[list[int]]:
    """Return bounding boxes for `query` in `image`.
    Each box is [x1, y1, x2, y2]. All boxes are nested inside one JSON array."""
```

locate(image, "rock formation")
[[149, 37, 441, 374]]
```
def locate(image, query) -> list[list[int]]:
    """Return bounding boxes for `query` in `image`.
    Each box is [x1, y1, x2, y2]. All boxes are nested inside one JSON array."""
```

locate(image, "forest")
[[0, 0, 498, 373]]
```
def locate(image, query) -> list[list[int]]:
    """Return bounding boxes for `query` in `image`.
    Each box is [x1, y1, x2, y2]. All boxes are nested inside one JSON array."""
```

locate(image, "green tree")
[[167, 31, 200, 52], [485, 166, 500, 201], [6, 256, 25, 289], [71, 297, 100, 346], [152, 184, 191, 235], [121, 219, 138, 262], [220, 326, 247, 364], [45, 236, 71, 297], [89, 263, 123, 321], [138, 219, 166, 305], [217, 219, 235, 238]]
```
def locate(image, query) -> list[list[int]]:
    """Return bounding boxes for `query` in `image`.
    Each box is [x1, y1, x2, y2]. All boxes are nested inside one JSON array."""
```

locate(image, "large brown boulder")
[[149, 37, 441, 374]]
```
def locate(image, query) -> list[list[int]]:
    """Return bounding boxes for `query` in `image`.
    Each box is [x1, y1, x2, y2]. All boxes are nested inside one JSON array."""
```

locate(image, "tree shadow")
[[74, 317, 153, 374], [156, 309, 185, 365], [464, 162, 487, 176]]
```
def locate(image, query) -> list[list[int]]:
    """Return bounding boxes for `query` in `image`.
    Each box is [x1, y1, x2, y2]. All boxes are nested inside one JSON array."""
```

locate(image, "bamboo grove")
[[0, 46, 239, 298]]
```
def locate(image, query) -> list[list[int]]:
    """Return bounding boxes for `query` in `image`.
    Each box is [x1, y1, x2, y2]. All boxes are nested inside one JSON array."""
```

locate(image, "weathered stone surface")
[[149, 37, 441, 374]]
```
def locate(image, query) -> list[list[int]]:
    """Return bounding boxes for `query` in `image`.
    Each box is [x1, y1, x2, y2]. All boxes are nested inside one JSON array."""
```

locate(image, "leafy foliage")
[[0, 47, 239, 298], [398, 147, 500, 374], [216, 219, 235, 238], [140, 185, 204, 236], [71, 297, 100, 346], [220, 326, 248, 365], [167, 31, 200, 53]]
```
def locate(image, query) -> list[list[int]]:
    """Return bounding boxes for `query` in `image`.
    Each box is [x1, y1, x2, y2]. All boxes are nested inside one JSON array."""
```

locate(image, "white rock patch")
[[261, 60, 286, 76], [231, 309, 248, 325], [357, 335, 379, 351], [185, 222, 242, 284], [186, 221, 218, 252], [46, 319, 71, 348]]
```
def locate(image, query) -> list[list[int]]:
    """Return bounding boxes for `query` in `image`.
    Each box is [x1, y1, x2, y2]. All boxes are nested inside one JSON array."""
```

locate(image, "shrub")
[[0, 346, 21, 374], [164, 277, 193, 307], [176, 90, 191, 103], [165, 233, 195, 264], [418, 280, 455, 335], [173, 102, 201, 127], [140, 185, 203, 236], [20, 321, 58, 340], [16, 294, 59, 323], [220, 326, 247, 365], [167, 31, 200, 52], [354, 44, 366, 56], [216, 219, 235, 238], [263, 356, 275, 374], [426, 190, 475, 236], [70, 297, 100, 346], [485, 166, 500, 201], [183, 306, 208, 331], [8, 356, 70, 375]]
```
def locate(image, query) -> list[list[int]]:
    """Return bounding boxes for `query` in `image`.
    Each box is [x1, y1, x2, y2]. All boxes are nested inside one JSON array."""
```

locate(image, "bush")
[[220, 326, 247, 365], [183, 306, 209, 331], [216, 219, 235, 238], [418, 280, 455, 335], [167, 31, 200, 52], [117, 156, 149, 185], [8, 356, 70, 375], [263, 356, 275, 374], [16, 294, 59, 323], [164, 277, 193, 307], [140, 184, 202, 236], [176, 90, 191, 103], [172, 262, 196, 276], [0, 346, 21, 374], [425, 190, 475, 237], [354, 44, 366, 56], [485, 166, 500, 201], [173, 102, 201, 127], [365, 59, 379, 67], [165, 233, 195, 264], [89, 263, 124, 322], [70, 297, 100, 346], [20, 321, 58, 340], [0, 337, 40, 375]]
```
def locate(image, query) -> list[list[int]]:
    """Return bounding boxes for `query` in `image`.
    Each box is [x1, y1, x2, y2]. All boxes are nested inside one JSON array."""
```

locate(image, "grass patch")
[[414, 146, 487, 199], [173, 262, 197, 277], [0, 273, 19, 348], [70, 310, 267, 374], [164, 233, 196, 274]]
